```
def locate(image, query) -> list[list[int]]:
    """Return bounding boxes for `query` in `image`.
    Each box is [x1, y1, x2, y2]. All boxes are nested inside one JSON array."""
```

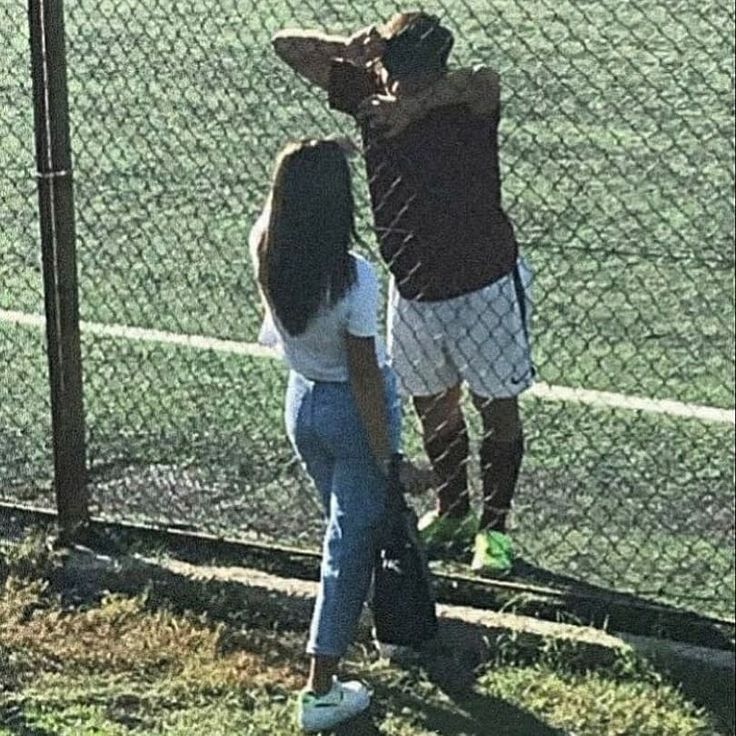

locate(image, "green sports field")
[[1, 0, 734, 616]]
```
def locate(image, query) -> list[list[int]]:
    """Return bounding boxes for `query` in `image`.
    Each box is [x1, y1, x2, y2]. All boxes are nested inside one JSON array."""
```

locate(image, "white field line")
[[2, 308, 734, 426]]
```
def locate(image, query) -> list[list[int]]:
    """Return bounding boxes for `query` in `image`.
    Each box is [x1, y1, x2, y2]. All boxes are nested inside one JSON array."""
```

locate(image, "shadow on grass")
[[46, 544, 734, 736], [409, 692, 567, 736], [427, 609, 734, 736], [512, 558, 735, 735], [44, 548, 571, 734], [312, 686, 567, 736], [371, 683, 569, 736]]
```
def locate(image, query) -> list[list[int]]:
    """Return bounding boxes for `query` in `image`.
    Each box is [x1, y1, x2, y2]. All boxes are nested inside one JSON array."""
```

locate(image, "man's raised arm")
[[272, 26, 385, 90], [433, 66, 501, 116], [358, 66, 501, 137]]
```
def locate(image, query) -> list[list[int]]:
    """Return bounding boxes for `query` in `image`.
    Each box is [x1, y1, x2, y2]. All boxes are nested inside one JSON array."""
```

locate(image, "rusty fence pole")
[[28, 0, 88, 538]]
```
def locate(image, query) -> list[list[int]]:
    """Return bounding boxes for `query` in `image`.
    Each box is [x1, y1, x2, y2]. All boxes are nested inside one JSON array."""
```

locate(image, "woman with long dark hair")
[[250, 139, 417, 732]]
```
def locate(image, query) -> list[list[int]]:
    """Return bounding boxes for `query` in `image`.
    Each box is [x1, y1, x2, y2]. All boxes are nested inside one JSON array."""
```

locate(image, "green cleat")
[[471, 530, 513, 576], [418, 509, 478, 555]]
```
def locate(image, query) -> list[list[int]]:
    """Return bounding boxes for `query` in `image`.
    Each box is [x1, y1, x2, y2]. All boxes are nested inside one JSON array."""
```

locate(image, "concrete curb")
[[51, 549, 734, 684], [4, 502, 733, 649]]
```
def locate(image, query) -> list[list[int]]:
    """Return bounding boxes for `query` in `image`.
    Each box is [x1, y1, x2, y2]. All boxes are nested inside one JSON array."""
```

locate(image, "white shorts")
[[387, 258, 534, 399]]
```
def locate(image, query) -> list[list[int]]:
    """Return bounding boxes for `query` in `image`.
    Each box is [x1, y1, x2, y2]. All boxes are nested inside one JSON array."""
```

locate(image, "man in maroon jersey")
[[272, 12, 534, 575]]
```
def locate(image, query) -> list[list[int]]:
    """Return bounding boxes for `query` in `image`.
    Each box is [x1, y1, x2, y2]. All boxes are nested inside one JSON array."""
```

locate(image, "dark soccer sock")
[[424, 421, 470, 519], [479, 433, 524, 533]]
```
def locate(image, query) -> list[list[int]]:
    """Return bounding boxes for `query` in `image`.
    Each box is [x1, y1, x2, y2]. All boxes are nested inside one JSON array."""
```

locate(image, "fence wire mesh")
[[1, 0, 734, 619], [1, 0, 54, 505]]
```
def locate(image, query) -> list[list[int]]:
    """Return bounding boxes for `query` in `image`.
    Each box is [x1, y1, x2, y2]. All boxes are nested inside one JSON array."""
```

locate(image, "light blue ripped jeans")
[[285, 366, 401, 658]]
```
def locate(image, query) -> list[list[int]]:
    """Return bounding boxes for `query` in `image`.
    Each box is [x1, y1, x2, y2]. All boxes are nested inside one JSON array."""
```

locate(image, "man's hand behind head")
[[345, 25, 386, 66]]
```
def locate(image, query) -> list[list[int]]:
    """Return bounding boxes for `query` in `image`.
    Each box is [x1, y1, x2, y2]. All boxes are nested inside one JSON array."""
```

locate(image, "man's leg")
[[414, 385, 470, 519], [443, 260, 532, 573], [471, 393, 524, 534], [387, 280, 475, 548]]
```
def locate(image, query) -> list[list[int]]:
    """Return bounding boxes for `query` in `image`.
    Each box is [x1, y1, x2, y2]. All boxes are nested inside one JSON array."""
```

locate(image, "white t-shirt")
[[249, 210, 387, 382]]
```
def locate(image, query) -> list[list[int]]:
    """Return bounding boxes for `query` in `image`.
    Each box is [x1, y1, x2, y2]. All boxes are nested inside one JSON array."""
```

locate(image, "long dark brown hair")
[[256, 139, 358, 336]]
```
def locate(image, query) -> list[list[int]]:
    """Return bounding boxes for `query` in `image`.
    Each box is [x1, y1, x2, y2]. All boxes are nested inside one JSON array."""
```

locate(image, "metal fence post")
[[28, 0, 88, 537]]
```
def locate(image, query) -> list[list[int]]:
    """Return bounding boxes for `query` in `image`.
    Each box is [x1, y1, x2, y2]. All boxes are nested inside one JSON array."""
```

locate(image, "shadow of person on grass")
[[50, 547, 567, 735], [322, 684, 565, 736], [415, 618, 567, 735], [367, 680, 567, 736], [329, 695, 567, 736], [408, 693, 567, 736], [335, 615, 568, 736], [51, 544, 733, 735]]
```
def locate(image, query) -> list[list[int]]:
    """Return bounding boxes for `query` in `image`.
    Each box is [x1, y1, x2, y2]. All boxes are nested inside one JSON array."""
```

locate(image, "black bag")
[[371, 456, 438, 647]]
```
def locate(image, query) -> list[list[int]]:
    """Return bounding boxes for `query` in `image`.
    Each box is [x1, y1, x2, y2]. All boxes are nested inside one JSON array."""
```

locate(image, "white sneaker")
[[296, 677, 371, 732]]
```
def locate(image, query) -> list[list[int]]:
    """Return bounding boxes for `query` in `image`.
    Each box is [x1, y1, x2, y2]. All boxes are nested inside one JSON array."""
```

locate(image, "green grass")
[[0, 0, 734, 617], [0, 571, 724, 736]]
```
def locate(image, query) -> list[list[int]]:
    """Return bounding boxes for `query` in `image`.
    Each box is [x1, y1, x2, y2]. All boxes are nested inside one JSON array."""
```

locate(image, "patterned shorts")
[[387, 258, 534, 398]]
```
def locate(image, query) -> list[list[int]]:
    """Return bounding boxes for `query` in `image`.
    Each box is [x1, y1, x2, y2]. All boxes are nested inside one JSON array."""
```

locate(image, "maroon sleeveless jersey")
[[329, 62, 518, 301]]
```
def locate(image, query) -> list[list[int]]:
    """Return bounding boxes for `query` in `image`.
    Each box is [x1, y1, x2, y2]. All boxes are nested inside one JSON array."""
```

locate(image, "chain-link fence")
[[1, 0, 734, 619], [1, 0, 55, 506]]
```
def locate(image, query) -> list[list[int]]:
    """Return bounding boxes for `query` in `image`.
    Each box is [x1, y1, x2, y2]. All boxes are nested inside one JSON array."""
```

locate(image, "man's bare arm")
[[272, 30, 349, 89], [358, 66, 500, 137], [272, 26, 384, 90], [426, 66, 500, 116]]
